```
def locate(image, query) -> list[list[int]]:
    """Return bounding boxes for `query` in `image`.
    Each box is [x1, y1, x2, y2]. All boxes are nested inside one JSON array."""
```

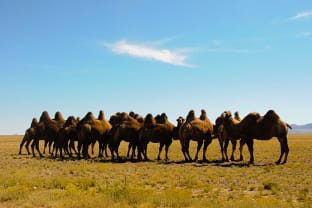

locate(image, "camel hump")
[[144, 114, 156, 127], [199, 109, 208, 121], [85, 112, 95, 120], [155, 113, 168, 124], [39, 111, 51, 122], [234, 111, 241, 121], [186, 109, 196, 122], [54, 111, 65, 121], [264, 110, 280, 121], [98, 110, 105, 120], [31, 118, 38, 128]]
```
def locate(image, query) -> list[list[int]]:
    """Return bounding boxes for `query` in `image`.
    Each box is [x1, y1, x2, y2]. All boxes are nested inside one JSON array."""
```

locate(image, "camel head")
[[176, 116, 185, 126]]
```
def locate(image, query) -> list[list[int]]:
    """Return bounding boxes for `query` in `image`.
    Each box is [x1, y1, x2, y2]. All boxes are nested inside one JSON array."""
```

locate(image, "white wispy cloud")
[[103, 40, 195, 67], [297, 31, 312, 37], [291, 11, 312, 20]]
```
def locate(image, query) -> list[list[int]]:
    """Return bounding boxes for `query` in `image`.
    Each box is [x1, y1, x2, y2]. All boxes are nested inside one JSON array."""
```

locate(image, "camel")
[[54, 116, 79, 159], [108, 112, 143, 161], [214, 111, 242, 162], [223, 110, 291, 164], [173, 116, 185, 141], [19, 118, 38, 155], [138, 113, 175, 161], [77, 111, 112, 159], [179, 109, 214, 161], [31, 111, 66, 157]]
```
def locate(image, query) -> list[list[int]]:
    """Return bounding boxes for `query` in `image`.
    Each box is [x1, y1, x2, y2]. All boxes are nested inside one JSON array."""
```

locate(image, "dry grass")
[[0, 134, 312, 207]]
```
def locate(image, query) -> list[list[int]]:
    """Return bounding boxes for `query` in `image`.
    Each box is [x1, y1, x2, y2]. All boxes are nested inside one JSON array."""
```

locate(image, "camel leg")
[[165, 143, 170, 160], [239, 139, 245, 161], [130, 143, 136, 160], [202, 138, 212, 162], [19, 136, 27, 154], [194, 140, 203, 162], [185, 140, 192, 161], [49, 140, 54, 155], [31, 139, 36, 157], [224, 139, 230, 162], [127, 143, 132, 158], [43, 140, 48, 154], [25, 139, 32, 155], [144, 142, 149, 160], [277, 136, 289, 164], [230, 140, 237, 161], [157, 143, 164, 160], [104, 143, 109, 157], [77, 141, 83, 159], [246, 138, 254, 164], [282, 137, 289, 164], [115, 142, 122, 161], [218, 137, 225, 162], [109, 143, 115, 161], [180, 140, 188, 161]]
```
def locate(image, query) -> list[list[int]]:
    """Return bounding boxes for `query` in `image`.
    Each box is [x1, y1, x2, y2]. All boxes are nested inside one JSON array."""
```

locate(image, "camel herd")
[[19, 109, 292, 164]]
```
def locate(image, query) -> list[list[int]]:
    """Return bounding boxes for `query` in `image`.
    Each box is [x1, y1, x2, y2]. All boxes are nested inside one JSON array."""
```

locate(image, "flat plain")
[[0, 134, 311, 208]]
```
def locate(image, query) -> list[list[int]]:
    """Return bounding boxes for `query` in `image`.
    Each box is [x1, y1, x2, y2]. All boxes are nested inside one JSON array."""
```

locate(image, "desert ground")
[[0, 134, 311, 208]]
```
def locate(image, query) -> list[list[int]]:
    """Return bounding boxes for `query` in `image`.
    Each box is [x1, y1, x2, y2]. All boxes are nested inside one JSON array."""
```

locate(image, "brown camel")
[[223, 110, 291, 164], [179, 109, 214, 161], [173, 116, 185, 141], [54, 116, 79, 159], [214, 112, 242, 162], [138, 113, 175, 161], [31, 111, 66, 157], [77, 111, 112, 159], [108, 112, 143, 161], [19, 118, 38, 155]]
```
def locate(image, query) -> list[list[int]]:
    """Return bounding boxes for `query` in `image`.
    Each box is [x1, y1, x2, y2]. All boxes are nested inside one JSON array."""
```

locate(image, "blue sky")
[[0, 0, 311, 134]]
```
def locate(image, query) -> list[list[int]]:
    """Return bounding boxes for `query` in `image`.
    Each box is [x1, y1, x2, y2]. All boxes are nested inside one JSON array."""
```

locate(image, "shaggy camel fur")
[[54, 116, 79, 159], [173, 116, 185, 141], [108, 112, 143, 161], [19, 118, 38, 155], [223, 110, 291, 164], [31, 111, 65, 157], [179, 109, 214, 161], [138, 113, 175, 160], [77, 111, 112, 159], [214, 112, 242, 162]]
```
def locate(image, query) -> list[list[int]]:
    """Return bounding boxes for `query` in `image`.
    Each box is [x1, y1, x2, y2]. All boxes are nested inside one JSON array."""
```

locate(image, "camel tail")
[[287, 123, 292, 129]]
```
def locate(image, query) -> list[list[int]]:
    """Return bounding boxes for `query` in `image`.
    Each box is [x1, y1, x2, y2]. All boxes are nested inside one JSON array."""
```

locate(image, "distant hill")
[[290, 123, 312, 134]]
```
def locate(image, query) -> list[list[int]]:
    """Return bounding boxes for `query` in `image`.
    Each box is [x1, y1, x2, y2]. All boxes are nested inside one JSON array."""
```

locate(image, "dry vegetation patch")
[[0, 135, 311, 207]]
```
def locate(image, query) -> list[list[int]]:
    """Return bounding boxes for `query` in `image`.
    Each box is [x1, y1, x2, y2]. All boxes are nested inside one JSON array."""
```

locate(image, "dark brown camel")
[[54, 116, 79, 159], [31, 111, 65, 157], [77, 111, 112, 159], [223, 110, 291, 164], [138, 113, 175, 161], [179, 109, 214, 161], [214, 111, 242, 162], [108, 112, 143, 161], [19, 118, 38, 155]]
